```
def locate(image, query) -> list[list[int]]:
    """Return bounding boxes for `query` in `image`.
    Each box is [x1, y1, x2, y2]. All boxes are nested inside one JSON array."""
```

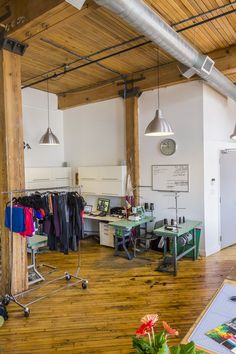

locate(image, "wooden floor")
[[0, 239, 235, 354]]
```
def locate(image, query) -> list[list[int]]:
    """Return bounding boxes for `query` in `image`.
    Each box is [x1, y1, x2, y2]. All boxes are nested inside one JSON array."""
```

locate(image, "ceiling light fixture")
[[39, 79, 60, 145], [145, 48, 174, 137], [230, 124, 236, 140]]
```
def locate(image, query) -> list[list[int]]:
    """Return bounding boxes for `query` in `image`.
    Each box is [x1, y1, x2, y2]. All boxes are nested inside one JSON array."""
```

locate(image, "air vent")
[[201, 56, 215, 75], [66, 0, 86, 10]]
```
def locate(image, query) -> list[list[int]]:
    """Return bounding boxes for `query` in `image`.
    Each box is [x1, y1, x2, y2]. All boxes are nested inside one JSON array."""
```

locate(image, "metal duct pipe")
[[95, 0, 236, 101]]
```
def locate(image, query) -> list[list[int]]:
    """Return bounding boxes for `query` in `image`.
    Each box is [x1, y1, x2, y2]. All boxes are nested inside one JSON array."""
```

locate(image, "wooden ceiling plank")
[[145, 0, 236, 52], [14, 0, 236, 96]]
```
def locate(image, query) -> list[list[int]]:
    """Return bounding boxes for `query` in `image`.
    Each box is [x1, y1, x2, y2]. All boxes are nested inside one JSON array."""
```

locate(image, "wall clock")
[[160, 138, 176, 156]]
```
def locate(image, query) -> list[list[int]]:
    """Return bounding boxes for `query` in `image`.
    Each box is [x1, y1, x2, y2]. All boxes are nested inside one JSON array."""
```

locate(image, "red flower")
[[141, 314, 158, 327], [136, 321, 153, 337], [162, 321, 179, 336]]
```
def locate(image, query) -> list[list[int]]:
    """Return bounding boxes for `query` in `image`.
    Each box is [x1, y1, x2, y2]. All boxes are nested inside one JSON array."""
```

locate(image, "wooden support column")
[[0, 49, 27, 295], [125, 94, 140, 205]]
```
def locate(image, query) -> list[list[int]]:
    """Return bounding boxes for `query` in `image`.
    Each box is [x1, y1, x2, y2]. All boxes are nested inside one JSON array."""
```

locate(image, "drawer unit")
[[99, 222, 114, 248]]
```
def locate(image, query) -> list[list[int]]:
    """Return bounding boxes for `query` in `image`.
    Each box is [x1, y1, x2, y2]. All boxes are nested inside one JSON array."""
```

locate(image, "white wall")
[[63, 98, 125, 167], [22, 88, 64, 167], [139, 82, 205, 247], [203, 84, 236, 256], [63, 97, 126, 213]]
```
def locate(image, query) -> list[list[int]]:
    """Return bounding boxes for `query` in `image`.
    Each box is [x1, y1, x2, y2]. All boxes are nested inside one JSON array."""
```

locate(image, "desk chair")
[[133, 220, 164, 257], [27, 235, 56, 285]]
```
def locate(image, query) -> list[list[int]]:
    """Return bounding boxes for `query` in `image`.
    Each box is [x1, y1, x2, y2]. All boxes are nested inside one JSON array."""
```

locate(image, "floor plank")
[[0, 238, 235, 353]]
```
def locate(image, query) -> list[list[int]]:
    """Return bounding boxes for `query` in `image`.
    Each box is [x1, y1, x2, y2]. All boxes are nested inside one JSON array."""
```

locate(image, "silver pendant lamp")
[[39, 78, 60, 145], [230, 124, 236, 140], [145, 48, 174, 136]]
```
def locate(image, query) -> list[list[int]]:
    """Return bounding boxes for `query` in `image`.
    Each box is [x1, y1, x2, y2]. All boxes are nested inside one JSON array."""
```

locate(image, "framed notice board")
[[152, 164, 189, 192]]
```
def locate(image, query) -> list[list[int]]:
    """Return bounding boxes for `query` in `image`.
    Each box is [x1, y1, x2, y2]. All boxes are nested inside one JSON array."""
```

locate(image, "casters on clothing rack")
[[65, 272, 71, 281], [82, 280, 88, 289], [2, 295, 10, 306], [64, 272, 88, 289], [23, 307, 30, 317]]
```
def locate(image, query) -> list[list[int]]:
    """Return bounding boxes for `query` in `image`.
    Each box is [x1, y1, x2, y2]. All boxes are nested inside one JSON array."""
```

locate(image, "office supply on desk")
[[110, 206, 125, 217], [206, 317, 236, 352], [128, 215, 141, 221], [84, 205, 93, 214]]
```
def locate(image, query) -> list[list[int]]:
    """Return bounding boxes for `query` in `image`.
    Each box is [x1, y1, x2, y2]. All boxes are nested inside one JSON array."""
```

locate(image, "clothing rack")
[[1, 185, 88, 317]]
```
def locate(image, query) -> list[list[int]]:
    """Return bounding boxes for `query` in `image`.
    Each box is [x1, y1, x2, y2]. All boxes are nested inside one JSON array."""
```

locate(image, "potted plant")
[[133, 314, 206, 354]]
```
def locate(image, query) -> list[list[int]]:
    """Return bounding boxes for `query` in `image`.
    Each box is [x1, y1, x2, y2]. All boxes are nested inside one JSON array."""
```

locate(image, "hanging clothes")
[[5, 206, 25, 233], [5, 191, 85, 253], [19, 208, 35, 237]]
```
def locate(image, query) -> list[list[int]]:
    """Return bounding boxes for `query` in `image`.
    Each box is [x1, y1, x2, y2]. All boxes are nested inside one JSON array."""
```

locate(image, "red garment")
[[19, 208, 34, 237], [40, 208, 45, 217]]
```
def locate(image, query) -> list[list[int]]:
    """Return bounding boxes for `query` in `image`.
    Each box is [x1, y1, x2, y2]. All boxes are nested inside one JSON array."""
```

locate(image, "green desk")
[[153, 220, 201, 276], [109, 216, 155, 260]]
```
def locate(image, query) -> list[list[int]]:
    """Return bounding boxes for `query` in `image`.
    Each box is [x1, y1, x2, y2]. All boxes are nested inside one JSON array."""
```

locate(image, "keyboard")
[[91, 211, 107, 217]]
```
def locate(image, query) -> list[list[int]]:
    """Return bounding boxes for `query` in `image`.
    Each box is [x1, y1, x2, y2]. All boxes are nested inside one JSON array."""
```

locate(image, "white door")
[[220, 150, 236, 249]]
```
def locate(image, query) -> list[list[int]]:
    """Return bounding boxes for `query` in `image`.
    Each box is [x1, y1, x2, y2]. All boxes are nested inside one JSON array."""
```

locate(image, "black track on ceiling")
[[22, 40, 151, 89], [173, 1, 236, 27], [22, 2, 236, 90], [22, 35, 144, 86]]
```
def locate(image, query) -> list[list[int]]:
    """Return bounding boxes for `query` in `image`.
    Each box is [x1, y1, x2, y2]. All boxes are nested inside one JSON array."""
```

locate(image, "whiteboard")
[[152, 164, 189, 192]]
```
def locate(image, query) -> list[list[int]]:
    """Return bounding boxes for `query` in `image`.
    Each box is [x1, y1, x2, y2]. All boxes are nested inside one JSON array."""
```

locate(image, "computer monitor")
[[97, 198, 110, 213]]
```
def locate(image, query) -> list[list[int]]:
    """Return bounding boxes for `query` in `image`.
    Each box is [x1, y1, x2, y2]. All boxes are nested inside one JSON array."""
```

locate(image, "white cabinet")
[[99, 222, 114, 248], [77, 165, 127, 197], [25, 167, 72, 189]]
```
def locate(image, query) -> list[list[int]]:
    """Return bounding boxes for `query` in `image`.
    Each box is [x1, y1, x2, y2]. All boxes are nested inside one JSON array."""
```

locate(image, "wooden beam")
[[58, 61, 188, 109], [125, 95, 140, 205], [0, 49, 27, 295], [58, 44, 236, 110], [210, 45, 236, 76], [0, 0, 64, 38], [0, 0, 98, 42]]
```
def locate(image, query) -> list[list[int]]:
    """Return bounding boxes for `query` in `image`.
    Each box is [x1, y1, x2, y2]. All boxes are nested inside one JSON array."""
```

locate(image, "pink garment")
[[19, 208, 34, 237]]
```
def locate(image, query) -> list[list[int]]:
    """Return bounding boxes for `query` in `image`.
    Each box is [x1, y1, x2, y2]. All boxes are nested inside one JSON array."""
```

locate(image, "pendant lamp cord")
[[157, 47, 160, 108], [47, 78, 50, 128]]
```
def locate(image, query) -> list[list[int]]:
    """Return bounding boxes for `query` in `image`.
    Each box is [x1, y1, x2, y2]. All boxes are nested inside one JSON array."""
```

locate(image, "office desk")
[[109, 216, 155, 260], [154, 220, 201, 276], [84, 214, 121, 223], [83, 214, 122, 247]]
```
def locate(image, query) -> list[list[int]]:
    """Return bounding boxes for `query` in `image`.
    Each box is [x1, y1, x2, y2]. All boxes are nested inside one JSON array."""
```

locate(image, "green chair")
[[27, 234, 55, 285]]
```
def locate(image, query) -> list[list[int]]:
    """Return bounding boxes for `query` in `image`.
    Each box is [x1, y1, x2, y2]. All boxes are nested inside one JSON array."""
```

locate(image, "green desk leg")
[[173, 236, 177, 276], [114, 234, 133, 260], [163, 236, 167, 257], [193, 228, 197, 261]]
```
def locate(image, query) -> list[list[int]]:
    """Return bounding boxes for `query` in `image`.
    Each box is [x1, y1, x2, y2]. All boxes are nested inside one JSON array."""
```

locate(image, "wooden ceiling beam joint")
[[58, 43, 236, 110]]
